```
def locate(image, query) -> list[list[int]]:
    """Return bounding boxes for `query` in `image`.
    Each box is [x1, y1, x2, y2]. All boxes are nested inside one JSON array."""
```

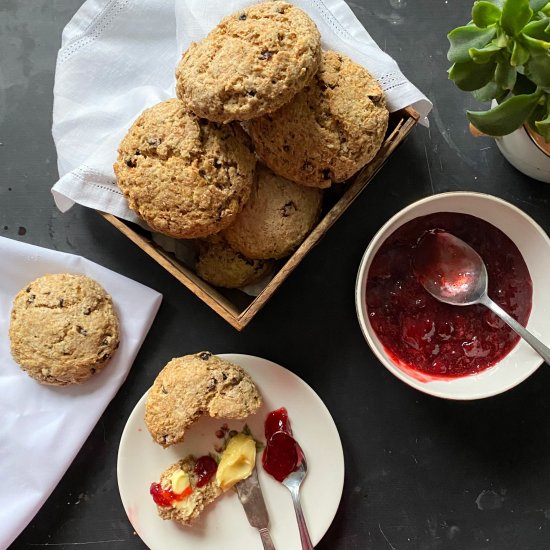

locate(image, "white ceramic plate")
[[117, 354, 344, 550]]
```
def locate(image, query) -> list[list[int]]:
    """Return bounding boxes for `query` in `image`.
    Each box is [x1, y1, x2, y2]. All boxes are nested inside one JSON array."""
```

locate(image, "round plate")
[[117, 354, 344, 550]]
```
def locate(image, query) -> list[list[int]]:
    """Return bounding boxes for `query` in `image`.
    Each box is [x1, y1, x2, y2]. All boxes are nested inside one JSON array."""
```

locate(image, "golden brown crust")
[[248, 50, 389, 188], [9, 274, 120, 385], [175, 1, 321, 122], [145, 352, 262, 447], [114, 99, 256, 238], [222, 164, 322, 259], [196, 236, 273, 288]]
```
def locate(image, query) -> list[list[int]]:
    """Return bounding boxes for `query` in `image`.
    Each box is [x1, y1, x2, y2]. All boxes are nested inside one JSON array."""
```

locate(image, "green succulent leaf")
[[447, 25, 497, 62], [495, 60, 518, 88], [535, 113, 550, 140], [524, 51, 550, 85], [512, 39, 531, 64], [521, 33, 550, 55], [530, 0, 549, 11], [522, 18, 550, 40], [469, 42, 503, 62], [472, 1, 502, 26], [501, 0, 533, 36], [449, 59, 497, 90], [472, 80, 509, 100], [467, 90, 542, 135], [544, 4, 550, 14]]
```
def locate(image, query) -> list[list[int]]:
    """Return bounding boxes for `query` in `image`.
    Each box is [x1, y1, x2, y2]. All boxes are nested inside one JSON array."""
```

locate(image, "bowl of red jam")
[[356, 192, 550, 399]]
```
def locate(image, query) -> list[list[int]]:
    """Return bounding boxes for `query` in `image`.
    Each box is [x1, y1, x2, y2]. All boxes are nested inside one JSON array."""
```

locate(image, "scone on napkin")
[[0, 236, 162, 549]]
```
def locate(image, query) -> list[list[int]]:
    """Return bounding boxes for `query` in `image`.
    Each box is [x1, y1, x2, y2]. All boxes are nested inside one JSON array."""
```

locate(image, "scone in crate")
[[101, 106, 418, 330]]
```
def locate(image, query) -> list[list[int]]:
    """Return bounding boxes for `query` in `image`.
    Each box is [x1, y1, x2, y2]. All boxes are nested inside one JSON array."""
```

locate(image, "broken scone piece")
[[150, 455, 222, 525], [151, 432, 257, 525], [145, 352, 262, 447]]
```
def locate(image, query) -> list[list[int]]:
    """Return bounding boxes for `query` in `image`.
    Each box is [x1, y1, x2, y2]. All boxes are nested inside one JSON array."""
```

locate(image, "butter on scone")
[[151, 455, 222, 526], [9, 273, 120, 386], [145, 352, 262, 447], [248, 50, 389, 188], [151, 432, 257, 525]]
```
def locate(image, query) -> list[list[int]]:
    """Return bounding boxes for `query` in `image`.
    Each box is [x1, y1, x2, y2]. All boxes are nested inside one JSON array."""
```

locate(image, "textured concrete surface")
[[2, 1, 550, 549]]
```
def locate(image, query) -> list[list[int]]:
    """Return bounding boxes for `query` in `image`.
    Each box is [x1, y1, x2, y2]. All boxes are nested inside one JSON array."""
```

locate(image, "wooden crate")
[[101, 106, 419, 330]]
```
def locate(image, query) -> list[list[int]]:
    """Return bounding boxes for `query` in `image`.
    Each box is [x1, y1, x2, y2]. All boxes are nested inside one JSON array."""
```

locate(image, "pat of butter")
[[216, 433, 256, 491], [169, 469, 190, 495]]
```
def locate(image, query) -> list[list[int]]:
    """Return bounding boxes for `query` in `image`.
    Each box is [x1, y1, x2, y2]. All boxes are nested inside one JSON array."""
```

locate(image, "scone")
[[175, 1, 321, 122], [114, 99, 256, 239], [222, 164, 322, 259], [145, 352, 262, 447], [151, 455, 222, 526], [248, 50, 389, 188], [9, 274, 120, 385], [196, 235, 273, 288], [151, 431, 257, 525]]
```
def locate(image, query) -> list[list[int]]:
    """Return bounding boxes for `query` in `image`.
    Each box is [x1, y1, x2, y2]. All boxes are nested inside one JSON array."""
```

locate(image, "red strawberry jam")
[[265, 407, 292, 440], [149, 482, 192, 507], [194, 455, 218, 487], [262, 408, 299, 482], [366, 213, 532, 378], [150, 454, 217, 507]]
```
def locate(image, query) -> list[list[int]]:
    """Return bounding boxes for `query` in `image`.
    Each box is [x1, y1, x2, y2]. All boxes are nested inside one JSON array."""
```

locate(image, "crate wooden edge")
[[100, 105, 420, 330], [99, 213, 244, 330], [237, 106, 420, 326]]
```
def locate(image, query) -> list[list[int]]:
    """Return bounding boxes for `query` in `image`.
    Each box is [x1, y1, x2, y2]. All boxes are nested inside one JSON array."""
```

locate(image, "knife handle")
[[258, 527, 276, 550]]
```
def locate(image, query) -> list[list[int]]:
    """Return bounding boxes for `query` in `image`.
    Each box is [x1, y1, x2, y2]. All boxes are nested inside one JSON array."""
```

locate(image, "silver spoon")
[[413, 229, 550, 364], [269, 432, 314, 550]]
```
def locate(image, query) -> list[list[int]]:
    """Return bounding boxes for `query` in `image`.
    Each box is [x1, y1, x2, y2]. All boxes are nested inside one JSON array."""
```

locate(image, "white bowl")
[[355, 192, 550, 400]]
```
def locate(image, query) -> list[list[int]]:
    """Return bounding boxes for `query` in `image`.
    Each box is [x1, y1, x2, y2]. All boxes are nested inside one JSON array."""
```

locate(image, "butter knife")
[[236, 467, 276, 550]]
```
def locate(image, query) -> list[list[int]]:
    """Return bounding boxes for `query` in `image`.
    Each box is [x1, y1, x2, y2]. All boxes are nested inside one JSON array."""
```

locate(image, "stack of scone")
[[114, 1, 389, 289]]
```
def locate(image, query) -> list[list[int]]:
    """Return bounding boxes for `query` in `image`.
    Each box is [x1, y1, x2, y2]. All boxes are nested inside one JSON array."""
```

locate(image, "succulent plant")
[[447, 0, 550, 141]]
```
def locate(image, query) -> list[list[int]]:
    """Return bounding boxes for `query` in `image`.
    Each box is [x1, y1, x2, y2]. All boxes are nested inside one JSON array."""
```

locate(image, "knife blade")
[[236, 466, 276, 550]]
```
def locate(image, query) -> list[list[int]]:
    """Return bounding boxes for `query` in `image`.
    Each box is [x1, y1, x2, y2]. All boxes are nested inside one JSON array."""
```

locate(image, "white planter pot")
[[490, 101, 550, 183]]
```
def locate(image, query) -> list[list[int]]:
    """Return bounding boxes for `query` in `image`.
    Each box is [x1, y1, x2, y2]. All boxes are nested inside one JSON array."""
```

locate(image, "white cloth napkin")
[[51, 0, 432, 222], [0, 236, 162, 549]]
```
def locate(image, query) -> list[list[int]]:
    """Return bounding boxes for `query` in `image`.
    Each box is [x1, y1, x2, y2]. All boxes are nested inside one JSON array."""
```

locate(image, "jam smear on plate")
[[262, 407, 300, 482], [366, 213, 532, 378]]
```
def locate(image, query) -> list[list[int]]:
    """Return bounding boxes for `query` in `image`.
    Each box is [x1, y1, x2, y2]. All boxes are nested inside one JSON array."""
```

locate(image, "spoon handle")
[[289, 486, 314, 550], [481, 295, 550, 364]]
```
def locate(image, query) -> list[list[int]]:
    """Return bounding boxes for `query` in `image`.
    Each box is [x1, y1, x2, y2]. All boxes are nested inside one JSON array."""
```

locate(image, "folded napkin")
[[0, 237, 162, 549], [51, 0, 432, 222]]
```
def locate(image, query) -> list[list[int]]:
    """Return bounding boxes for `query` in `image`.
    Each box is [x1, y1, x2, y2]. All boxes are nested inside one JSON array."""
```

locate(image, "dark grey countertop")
[[2, 1, 550, 549]]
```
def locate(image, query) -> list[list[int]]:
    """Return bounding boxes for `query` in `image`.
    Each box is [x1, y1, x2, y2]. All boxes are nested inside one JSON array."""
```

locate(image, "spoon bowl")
[[414, 229, 488, 306]]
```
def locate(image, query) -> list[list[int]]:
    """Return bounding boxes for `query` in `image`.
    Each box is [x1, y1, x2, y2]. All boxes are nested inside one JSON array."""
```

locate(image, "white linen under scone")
[[0, 236, 162, 549]]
